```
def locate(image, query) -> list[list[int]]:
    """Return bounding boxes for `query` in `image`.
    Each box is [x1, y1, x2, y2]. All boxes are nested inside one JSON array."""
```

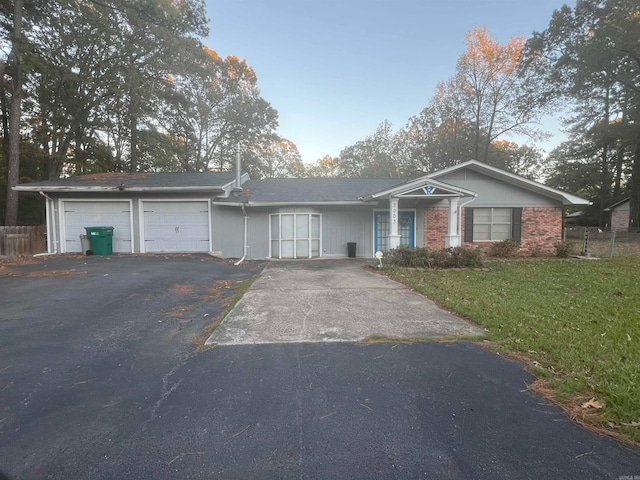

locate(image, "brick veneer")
[[423, 207, 449, 249], [423, 206, 563, 254], [519, 207, 563, 254], [611, 210, 629, 232]]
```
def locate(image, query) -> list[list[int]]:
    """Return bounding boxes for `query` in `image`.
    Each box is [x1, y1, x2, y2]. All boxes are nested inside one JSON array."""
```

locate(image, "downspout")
[[458, 194, 478, 243], [234, 205, 249, 266], [39, 191, 58, 254]]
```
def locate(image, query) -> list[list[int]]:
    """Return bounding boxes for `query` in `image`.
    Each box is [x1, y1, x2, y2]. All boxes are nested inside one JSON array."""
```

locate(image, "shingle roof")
[[239, 178, 408, 203], [14, 171, 237, 191]]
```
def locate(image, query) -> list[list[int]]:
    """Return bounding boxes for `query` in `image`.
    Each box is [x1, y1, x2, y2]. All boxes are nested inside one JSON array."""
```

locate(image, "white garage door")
[[142, 201, 210, 253], [63, 201, 132, 253]]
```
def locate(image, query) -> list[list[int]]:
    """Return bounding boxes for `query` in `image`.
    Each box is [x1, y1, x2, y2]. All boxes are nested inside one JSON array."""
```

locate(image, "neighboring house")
[[563, 210, 585, 226], [605, 198, 631, 232], [14, 160, 589, 259]]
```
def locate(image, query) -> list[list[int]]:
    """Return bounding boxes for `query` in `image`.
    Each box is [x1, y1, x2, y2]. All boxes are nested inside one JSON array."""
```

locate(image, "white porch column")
[[445, 197, 461, 248], [388, 197, 401, 249]]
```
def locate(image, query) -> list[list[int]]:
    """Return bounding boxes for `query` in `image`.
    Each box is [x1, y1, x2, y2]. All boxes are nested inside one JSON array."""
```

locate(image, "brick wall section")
[[425, 206, 563, 254], [519, 207, 563, 254], [611, 210, 629, 232], [423, 207, 449, 249]]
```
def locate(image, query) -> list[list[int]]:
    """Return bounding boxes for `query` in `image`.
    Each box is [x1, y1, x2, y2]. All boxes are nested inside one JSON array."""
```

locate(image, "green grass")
[[385, 257, 640, 442]]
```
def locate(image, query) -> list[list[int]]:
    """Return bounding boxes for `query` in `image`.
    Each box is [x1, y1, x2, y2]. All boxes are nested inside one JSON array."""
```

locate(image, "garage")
[[141, 200, 211, 253], [62, 200, 133, 253]]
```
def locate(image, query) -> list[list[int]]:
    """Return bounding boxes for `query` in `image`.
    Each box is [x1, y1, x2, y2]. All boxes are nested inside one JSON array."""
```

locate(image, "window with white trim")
[[270, 213, 321, 259], [472, 208, 512, 241]]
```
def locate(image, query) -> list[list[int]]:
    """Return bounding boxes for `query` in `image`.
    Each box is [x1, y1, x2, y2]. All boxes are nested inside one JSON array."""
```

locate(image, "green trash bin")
[[85, 226, 114, 255]]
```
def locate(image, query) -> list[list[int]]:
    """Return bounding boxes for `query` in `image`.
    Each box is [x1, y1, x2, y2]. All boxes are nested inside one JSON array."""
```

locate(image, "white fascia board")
[[245, 201, 379, 207], [213, 201, 247, 207], [430, 160, 590, 206]]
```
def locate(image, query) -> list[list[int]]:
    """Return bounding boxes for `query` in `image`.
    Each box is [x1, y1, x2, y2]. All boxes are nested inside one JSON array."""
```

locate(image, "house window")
[[270, 213, 321, 259], [472, 208, 513, 241]]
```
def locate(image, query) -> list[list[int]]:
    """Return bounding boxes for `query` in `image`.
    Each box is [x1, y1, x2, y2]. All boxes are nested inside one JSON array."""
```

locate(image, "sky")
[[203, 0, 569, 164]]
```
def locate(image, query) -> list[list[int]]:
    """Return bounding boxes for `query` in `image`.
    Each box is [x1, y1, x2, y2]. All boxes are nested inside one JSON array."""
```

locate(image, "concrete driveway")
[[207, 259, 484, 345]]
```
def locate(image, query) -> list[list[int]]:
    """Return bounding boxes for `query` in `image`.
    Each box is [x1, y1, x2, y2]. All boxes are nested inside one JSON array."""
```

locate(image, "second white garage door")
[[142, 201, 211, 253]]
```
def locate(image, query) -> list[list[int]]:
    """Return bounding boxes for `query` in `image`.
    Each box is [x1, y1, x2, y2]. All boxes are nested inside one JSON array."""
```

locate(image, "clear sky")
[[204, 0, 568, 164]]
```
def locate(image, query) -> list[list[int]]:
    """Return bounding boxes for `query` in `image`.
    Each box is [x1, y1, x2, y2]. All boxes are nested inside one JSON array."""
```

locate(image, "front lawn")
[[385, 257, 640, 443]]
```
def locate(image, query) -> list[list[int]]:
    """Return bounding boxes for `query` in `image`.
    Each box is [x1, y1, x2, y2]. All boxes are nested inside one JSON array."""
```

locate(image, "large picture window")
[[472, 208, 513, 241], [270, 213, 321, 258]]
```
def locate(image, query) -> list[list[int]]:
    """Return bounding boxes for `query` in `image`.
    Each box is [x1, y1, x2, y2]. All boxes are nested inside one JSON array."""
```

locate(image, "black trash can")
[[347, 242, 357, 258]]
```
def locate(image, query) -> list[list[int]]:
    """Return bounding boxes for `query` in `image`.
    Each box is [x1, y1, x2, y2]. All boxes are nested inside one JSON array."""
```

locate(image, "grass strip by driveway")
[[385, 257, 640, 443], [193, 275, 260, 352]]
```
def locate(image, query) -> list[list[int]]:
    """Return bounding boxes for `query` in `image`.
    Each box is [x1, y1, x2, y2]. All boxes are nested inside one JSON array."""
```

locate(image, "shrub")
[[386, 246, 483, 269], [490, 239, 521, 258], [554, 241, 576, 258], [526, 242, 548, 258], [447, 246, 484, 268], [384, 246, 430, 267], [429, 246, 484, 268]]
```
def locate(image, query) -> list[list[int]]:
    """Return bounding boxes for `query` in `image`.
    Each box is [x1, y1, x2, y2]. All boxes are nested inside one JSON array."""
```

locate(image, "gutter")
[[15, 186, 229, 193], [458, 194, 478, 241]]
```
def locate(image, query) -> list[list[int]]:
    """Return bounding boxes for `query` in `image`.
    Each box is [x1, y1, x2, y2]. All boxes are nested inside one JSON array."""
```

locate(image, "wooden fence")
[[0, 225, 47, 257]]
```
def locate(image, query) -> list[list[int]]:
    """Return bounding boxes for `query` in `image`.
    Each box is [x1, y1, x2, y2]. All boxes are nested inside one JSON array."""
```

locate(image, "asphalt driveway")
[[0, 254, 264, 479], [1, 255, 640, 479], [207, 259, 484, 345]]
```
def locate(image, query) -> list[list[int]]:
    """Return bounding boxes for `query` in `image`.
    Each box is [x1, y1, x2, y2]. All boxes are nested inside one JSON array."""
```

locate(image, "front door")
[[374, 211, 415, 252]]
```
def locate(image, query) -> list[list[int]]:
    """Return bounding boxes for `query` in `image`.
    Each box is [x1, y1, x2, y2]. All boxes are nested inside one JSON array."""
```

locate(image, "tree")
[[2, 0, 23, 225], [487, 140, 545, 180], [401, 105, 477, 173], [525, 0, 640, 230], [452, 27, 545, 162], [305, 154, 341, 178], [336, 120, 426, 178], [161, 47, 278, 173], [242, 136, 305, 179]]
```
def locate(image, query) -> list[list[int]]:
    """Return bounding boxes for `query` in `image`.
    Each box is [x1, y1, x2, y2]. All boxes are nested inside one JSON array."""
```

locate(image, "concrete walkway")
[[206, 259, 484, 345]]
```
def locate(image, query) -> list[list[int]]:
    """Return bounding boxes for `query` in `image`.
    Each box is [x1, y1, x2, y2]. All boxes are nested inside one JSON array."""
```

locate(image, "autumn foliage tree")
[[435, 27, 544, 164], [243, 136, 305, 179]]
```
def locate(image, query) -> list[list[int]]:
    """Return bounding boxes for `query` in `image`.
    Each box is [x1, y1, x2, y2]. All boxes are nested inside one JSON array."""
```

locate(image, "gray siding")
[[246, 207, 271, 259], [241, 204, 424, 259], [211, 205, 245, 258], [437, 170, 558, 207], [320, 206, 376, 257]]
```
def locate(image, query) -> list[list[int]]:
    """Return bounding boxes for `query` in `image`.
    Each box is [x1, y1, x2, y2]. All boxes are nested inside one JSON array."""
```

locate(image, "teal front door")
[[374, 211, 415, 252]]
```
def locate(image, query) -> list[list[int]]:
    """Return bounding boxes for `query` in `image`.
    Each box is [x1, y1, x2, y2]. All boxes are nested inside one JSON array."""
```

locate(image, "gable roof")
[[358, 176, 476, 201], [604, 197, 630, 211], [430, 160, 590, 206], [226, 178, 407, 205], [13, 171, 239, 192]]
